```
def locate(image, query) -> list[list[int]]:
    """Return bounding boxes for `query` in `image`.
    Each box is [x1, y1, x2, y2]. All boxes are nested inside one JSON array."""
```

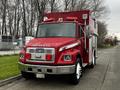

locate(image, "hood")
[[26, 38, 76, 48]]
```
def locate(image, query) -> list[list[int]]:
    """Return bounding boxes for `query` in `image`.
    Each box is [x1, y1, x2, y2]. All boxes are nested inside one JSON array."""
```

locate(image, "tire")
[[94, 51, 97, 65], [89, 51, 96, 68], [70, 58, 83, 85], [21, 71, 34, 79]]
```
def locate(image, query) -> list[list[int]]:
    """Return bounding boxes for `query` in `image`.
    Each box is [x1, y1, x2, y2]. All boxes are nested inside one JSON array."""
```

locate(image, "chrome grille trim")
[[26, 48, 55, 63]]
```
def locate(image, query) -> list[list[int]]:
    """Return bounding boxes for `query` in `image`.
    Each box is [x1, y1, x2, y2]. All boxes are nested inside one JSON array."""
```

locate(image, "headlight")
[[64, 55, 72, 61]]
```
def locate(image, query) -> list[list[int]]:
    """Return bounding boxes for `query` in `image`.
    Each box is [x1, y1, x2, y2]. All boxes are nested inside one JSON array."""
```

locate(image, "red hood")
[[26, 38, 76, 48]]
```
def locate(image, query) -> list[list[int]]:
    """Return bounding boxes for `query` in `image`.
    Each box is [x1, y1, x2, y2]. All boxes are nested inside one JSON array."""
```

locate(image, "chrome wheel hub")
[[76, 63, 81, 79]]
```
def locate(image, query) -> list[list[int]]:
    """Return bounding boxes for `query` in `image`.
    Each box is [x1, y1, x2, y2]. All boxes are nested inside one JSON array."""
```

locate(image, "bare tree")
[[0, 0, 109, 43], [64, 0, 77, 11], [75, 0, 108, 18], [29, 0, 34, 36], [16, 0, 21, 36], [1, 0, 7, 35], [92, 0, 108, 18], [97, 21, 108, 47], [48, 0, 60, 12], [63, 0, 71, 11], [35, 0, 48, 31], [76, 0, 92, 10], [49, 0, 55, 12], [70, 0, 77, 11], [22, 0, 27, 35]]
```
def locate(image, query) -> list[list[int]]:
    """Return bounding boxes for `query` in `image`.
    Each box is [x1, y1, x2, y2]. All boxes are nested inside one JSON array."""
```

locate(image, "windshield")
[[36, 23, 76, 38]]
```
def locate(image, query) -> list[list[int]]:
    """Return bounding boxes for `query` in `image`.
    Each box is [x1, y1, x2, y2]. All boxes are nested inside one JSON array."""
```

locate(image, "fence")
[[0, 36, 35, 55], [0, 35, 21, 55]]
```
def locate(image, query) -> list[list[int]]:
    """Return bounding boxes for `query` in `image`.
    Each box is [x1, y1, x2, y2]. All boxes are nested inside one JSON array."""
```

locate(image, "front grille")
[[26, 48, 55, 63], [36, 49, 45, 53]]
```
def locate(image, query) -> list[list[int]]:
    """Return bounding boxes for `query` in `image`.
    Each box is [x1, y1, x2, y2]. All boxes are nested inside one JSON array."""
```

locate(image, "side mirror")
[[88, 34, 92, 38], [86, 26, 92, 38], [93, 33, 98, 37]]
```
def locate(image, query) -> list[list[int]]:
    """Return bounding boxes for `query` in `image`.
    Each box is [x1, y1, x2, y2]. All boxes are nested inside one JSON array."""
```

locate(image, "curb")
[[0, 75, 22, 87]]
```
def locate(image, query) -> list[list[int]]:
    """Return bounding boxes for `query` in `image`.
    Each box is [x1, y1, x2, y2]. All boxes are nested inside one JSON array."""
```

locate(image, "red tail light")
[[25, 53, 31, 59], [46, 54, 52, 61]]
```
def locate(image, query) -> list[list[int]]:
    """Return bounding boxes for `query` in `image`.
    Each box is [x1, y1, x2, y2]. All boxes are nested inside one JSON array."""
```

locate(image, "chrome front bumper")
[[18, 62, 75, 74]]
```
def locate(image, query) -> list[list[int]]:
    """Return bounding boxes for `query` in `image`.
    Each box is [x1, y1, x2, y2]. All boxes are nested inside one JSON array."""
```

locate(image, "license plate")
[[36, 74, 45, 78], [35, 53, 45, 59]]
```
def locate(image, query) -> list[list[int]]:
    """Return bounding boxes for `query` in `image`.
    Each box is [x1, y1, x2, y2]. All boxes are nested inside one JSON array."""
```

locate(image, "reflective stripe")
[[59, 42, 79, 52]]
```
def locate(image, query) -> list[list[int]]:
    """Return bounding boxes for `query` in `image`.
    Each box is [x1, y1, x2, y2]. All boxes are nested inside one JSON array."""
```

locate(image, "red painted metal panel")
[[44, 10, 91, 25]]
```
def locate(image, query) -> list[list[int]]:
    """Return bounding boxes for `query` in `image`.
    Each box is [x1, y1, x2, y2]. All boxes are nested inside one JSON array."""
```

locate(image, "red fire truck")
[[18, 10, 98, 84]]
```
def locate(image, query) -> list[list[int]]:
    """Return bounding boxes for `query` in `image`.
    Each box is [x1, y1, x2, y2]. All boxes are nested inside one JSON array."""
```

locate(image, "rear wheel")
[[70, 58, 82, 85]]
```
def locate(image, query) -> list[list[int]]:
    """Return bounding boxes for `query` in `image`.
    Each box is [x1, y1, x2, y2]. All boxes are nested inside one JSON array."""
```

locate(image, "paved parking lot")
[[0, 46, 120, 90]]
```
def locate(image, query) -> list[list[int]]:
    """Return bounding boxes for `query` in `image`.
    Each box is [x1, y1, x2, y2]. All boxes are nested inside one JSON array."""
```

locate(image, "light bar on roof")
[[82, 14, 88, 20], [43, 17, 48, 21]]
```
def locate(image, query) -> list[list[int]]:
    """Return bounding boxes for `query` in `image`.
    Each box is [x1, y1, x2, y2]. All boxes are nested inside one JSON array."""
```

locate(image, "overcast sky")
[[106, 0, 120, 39], [106, 0, 120, 33]]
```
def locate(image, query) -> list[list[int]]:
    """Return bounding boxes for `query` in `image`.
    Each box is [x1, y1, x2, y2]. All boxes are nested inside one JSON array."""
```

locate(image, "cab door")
[[78, 25, 86, 63]]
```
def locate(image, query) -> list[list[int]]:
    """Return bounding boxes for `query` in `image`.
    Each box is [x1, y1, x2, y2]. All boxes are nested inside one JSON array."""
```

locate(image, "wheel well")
[[77, 54, 83, 66]]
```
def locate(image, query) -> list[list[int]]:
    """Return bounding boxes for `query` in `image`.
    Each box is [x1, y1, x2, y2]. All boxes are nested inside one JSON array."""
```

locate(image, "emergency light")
[[82, 14, 88, 20]]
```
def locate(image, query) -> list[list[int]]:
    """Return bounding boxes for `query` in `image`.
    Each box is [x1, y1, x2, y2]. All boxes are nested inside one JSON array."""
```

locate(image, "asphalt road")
[[0, 45, 120, 90]]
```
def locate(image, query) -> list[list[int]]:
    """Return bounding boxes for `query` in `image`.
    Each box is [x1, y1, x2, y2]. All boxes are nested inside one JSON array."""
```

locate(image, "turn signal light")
[[64, 55, 72, 61], [25, 53, 31, 59], [46, 54, 52, 61]]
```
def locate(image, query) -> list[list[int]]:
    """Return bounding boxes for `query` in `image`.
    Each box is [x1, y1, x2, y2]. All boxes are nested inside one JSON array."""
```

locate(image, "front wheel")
[[70, 58, 82, 85]]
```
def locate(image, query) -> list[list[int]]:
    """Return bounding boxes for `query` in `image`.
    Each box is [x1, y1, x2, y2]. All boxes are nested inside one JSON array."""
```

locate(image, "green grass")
[[0, 55, 20, 80]]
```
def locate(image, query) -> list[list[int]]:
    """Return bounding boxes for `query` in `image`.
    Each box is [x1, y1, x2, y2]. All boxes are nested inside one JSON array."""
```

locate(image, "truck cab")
[[18, 10, 98, 84]]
